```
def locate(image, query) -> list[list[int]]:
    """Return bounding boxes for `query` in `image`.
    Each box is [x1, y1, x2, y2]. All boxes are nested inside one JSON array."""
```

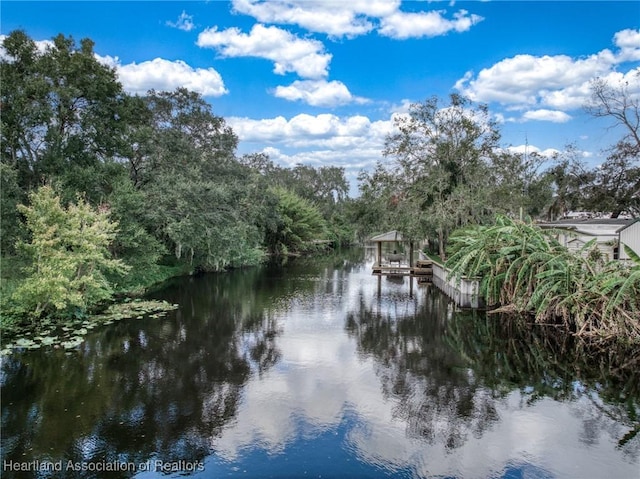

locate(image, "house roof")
[[617, 218, 640, 233], [369, 230, 404, 242], [539, 218, 636, 236], [540, 218, 634, 227]]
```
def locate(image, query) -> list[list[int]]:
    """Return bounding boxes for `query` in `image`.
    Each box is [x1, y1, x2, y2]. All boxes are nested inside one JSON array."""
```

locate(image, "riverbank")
[[0, 252, 189, 353], [445, 216, 640, 346], [0, 247, 343, 353]]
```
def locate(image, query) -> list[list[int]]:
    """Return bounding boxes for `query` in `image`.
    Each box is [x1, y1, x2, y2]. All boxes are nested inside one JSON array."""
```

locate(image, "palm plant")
[[446, 215, 640, 345]]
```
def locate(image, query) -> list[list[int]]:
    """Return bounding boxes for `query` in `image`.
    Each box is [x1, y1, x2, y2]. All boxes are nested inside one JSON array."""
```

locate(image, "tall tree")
[[585, 74, 640, 151], [1, 30, 134, 257], [10, 186, 129, 321], [380, 94, 505, 258], [1, 31, 128, 197], [582, 75, 640, 217], [139, 89, 265, 270], [264, 188, 328, 255], [543, 146, 594, 220], [583, 141, 640, 217]]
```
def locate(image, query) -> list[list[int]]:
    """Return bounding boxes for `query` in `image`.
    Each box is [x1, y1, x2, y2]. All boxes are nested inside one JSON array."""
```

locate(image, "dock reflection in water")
[[1, 249, 638, 478]]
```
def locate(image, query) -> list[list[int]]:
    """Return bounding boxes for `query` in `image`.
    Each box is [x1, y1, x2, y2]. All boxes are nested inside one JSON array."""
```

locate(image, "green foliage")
[[326, 208, 356, 247], [2, 30, 353, 287], [1, 299, 178, 354], [583, 141, 640, 217], [0, 162, 25, 255], [135, 88, 266, 271], [1, 31, 128, 197], [265, 188, 328, 255], [143, 173, 265, 271], [105, 179, 167, 289], [446, 215, 640, 344], [370, 94, 549, 258], [240, 153, 352, 247], [9, 186, 129, 321]]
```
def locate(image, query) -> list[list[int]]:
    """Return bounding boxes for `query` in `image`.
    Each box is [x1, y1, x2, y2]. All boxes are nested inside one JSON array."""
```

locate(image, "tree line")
[[1, 31, 351, 325], [2, 30, 638, 328], [352, 79, 639, 259]]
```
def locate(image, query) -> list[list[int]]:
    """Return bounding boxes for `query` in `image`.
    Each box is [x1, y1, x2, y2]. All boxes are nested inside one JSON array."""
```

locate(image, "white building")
[[618, 219, 640, 262], [539, 218, 636, 262]]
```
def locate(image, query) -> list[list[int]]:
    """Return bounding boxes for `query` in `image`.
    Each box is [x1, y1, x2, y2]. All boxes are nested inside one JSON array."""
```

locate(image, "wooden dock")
[[368, 230, 433, 280], [372, 259, 433, 278]]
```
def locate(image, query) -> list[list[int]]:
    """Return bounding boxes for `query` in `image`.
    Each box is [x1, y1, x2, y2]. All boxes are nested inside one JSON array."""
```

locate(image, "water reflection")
[[447, 313, 640, 455], [1, 249, 638, 479], [1, 266, 283, 477], [346, 288, 499, 451]]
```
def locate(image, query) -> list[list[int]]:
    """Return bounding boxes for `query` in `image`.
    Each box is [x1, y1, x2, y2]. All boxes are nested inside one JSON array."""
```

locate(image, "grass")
[[423, 250, 444, 265]]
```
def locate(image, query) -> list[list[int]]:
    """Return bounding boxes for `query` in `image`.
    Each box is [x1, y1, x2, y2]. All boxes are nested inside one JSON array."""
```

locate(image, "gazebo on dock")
[[369, 230, 415, 275]]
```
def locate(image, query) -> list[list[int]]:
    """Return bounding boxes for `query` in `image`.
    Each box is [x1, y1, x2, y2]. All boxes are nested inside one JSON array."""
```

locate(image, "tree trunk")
[[438, 230, 446, 261]]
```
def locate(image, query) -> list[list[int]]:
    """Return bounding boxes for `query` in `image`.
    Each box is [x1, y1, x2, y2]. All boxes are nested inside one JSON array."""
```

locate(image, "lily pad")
[[61, 337, 84, 349], [40, 336, 58, 346], [15, 338, 36, 348]]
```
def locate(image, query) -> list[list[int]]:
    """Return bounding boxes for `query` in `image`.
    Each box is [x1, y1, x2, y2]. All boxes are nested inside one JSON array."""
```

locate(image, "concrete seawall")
[[431, 262, 483, 309]]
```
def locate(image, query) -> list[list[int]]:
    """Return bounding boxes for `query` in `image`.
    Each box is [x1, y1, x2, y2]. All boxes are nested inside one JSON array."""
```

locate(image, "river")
[[1, 248, 638, 478]]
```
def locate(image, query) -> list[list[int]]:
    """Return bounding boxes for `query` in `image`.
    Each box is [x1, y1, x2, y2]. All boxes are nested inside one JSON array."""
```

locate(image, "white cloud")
[[273, 79, 368, 107], [614, 28, 640, 62], [1, 35, 227, 98], [230, 0, 482, 39], [455, 29, 640, 113], [211, 269, 637, 479], [228, 113, 393, 149], [197, 24, 331, 79], [166, 11, 195, 32], [228, 113, 395, 191], [114, 58, 228, 97], [94, 52, 120, 69], [231, 0, 390, 38], [522, 109, 572, 123], [455, 52, 615, 106], [507, 144, 561, 159], [378, 9, 483, 39]]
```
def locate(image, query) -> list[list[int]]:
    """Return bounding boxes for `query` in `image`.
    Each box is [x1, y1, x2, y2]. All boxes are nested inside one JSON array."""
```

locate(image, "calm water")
[[2, 249, 639, 478]]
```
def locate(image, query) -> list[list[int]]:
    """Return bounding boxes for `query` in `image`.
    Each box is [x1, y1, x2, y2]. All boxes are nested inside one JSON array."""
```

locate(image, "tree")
[[264, 188, 328, 255], [543, 146, 594, 219], [105, 178, 167, 289], [1, 30, 137, 260], [10, 186, 129, 321], [380, 94, 507, 259], [583, 141, 640, 217], [0, 163, 25, 255], [239, 154, 353, 247], [582, 75, 640, 217], [138, 89, 266, 270], [586, 74, 640, 151], [350, 165, 398, 241], [1, 31, 128, 198]]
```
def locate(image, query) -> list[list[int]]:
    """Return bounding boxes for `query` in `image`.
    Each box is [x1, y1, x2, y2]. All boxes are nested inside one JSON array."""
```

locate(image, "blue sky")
[[2, 1, 640, 194]]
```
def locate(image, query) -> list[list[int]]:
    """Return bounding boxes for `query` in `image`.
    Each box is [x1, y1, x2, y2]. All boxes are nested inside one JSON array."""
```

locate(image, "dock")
[[372, 259, 433, 278], [369, 230, 433, 280], [368, 230, 481, 308]]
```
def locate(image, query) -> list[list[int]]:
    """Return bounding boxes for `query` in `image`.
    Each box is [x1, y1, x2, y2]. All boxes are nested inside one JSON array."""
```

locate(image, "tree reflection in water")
[[2, 249, 638, 478], [1, 267, 284, 478], [346, 285, 640, 458], [447, 311, 640, 458], [346, 287, 500, 451]]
